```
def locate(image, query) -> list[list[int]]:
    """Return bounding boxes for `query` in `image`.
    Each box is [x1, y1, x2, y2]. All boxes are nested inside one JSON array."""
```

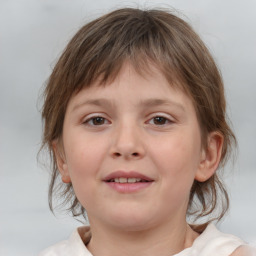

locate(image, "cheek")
[[152, 131, 202, 183], [64, 133, 107, 180], [63, 136, 107, 206]]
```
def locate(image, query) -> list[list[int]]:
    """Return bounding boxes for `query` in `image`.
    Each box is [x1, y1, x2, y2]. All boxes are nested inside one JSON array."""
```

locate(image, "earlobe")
[[195, 132, 224, 182], [60, 163, 71, 183], [52, 140, 71, 184]]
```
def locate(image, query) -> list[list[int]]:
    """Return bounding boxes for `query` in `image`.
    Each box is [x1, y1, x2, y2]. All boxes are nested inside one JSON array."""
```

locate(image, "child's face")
[[57, 63, 208, 231]]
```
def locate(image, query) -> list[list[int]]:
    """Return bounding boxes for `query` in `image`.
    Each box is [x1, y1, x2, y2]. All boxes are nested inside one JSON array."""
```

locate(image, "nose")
[[110, 122, 145, 160]]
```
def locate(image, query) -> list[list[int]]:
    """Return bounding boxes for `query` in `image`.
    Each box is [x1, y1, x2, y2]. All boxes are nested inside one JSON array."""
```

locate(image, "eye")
[[83, 116, 109, 126], [148, 116, 173, 125]]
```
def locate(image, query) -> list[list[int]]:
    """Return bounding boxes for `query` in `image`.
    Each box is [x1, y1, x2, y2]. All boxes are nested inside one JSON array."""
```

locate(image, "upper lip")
[[103, 171, 154, 182]]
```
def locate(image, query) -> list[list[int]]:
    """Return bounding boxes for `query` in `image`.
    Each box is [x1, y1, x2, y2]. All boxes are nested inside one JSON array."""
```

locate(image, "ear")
[[52, 140, 71, 183], [195, 132, 224, 182]]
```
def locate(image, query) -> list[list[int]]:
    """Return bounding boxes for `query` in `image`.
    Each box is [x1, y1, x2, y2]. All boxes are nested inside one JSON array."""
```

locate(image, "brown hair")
[[40, 7, 236, 230]]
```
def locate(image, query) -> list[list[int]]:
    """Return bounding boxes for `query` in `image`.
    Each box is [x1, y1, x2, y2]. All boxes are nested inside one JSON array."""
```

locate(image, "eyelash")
[[82, 114, 174, 127], [147, 116, 173, 126], [83, 116, 110, 126]]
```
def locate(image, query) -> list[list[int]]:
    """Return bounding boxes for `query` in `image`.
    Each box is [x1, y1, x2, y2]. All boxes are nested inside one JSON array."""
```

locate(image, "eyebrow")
[[72, 98, 185, 112], [72, 98, 114, 112], [138, 98, 185, 111]]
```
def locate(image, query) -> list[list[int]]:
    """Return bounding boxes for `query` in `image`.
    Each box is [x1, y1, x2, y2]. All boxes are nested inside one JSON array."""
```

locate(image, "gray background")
[[0, 0, 256, 255]]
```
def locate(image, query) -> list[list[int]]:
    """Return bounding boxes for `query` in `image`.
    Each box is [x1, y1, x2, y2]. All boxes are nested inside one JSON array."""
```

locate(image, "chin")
[[112, 221, 153, 232], [104, 210, 159, 232]]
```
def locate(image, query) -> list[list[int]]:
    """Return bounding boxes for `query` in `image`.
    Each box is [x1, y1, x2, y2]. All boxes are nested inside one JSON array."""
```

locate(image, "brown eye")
[[83, 116, 109, 126], [152, 116, 168, 125], [91, 117, 106, 125]]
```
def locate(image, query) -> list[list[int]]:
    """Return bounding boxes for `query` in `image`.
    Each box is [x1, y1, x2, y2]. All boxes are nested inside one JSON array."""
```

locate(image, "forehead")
[[67, 62, 194, 115], [75, 60, 188, 98]]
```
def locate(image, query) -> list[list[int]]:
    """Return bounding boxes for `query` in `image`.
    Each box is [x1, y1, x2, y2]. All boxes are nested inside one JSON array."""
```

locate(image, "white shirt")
[[38, 224, 245, 256]]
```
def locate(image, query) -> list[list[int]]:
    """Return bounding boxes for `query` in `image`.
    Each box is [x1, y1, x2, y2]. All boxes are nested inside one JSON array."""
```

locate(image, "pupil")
[[154, 117, 166, 125], [93, 117, 104, 125]]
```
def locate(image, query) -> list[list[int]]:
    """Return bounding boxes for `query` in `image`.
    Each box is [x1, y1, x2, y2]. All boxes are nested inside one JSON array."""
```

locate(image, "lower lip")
[[105, 182, 153, 193]]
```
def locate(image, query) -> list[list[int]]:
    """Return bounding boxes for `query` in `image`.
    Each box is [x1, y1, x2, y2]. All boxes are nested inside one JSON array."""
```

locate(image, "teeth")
[[128, 178, 136, 183], [119, 178, 127, 183], [112, 177, 144, 183]]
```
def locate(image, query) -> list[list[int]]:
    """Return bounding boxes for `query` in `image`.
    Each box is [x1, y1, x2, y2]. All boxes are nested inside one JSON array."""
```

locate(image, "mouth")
[[103, 171, 154, 183], [106, 177, 152, 183], [103, 171, 154, 193]]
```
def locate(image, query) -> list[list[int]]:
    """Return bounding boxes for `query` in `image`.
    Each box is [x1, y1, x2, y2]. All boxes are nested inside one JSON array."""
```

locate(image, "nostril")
[[113, 152, 139, 157]]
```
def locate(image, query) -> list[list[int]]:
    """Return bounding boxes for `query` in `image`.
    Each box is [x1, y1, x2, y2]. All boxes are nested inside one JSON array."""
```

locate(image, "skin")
[[54, 63, 224, 256], [231, 245, 256, 256]]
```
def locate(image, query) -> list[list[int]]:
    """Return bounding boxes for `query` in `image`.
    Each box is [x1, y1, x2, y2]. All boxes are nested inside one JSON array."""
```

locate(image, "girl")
[[39, 8, 255, 256]]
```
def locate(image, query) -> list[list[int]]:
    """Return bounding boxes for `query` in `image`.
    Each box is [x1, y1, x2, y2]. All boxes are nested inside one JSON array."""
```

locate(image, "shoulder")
[[38, 240, 68, 256], [190, 224, 247, 256], [230, 245, 256, 256], [38, 226, 92, 256]]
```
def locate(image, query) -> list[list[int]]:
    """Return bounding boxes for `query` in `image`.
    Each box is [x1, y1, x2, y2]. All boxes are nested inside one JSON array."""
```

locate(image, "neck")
[[86, 218, 199, 256]]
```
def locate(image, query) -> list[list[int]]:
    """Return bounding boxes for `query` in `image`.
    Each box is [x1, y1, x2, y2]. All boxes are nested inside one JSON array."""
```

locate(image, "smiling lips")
[[110, 177, 148, 183], [103, 171, 154, 193]]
